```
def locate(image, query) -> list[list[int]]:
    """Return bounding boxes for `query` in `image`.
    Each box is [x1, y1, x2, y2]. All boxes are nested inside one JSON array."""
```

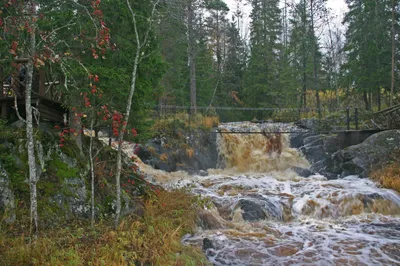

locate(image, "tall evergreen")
[[342, 0, 394, 110], [221, 19, 246, 107], [245, 0, 282, 109]]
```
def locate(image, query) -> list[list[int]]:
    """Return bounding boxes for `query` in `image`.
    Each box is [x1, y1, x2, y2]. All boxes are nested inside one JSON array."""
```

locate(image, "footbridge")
[[152, 105, 400, 148]]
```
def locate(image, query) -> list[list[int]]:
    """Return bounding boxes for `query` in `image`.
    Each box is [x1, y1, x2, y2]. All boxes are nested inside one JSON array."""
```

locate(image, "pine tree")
[[342, 0, 394, 110], [245, 0, 282, 110]]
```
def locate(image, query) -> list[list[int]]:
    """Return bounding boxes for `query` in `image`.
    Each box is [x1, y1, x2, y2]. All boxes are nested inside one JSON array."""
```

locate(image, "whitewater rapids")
[[137, 122, 400, 265]]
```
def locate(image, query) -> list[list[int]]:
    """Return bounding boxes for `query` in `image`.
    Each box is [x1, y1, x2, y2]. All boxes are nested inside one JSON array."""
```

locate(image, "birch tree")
[[0, 0, 107, 237], [114, 0, 161, 227]]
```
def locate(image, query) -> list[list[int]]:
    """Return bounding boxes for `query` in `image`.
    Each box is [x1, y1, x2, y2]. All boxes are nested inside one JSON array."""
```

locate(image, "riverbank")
[[0, 189, 209, 266]]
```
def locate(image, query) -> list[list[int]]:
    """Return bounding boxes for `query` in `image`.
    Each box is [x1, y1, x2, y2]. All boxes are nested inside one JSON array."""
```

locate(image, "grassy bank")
[[372, 164, 400, 194], [0, 190, 209, 266]]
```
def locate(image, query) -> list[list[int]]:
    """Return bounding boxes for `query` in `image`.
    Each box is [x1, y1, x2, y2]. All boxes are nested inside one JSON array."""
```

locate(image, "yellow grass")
[[371, 164, 400, 193], [159, 152, 169, 162], [0, 190, 209, 266]]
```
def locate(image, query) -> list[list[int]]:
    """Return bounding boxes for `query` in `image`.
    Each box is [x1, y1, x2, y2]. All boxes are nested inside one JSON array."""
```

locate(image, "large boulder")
[[234, 196, 283, 222], [331, 130, 400, 177], [291, 132, 340, 179], [139, 130, 218, 174], [291, 166, 315, 178]]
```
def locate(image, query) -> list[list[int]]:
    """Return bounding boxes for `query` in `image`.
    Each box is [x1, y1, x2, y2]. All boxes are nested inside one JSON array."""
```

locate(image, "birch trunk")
[[390, 0, 395, 107], [114, 46, 140, 228], [114, 0, 160, 228], [89, 118, 95, 227], [26, 12, 39, 238]]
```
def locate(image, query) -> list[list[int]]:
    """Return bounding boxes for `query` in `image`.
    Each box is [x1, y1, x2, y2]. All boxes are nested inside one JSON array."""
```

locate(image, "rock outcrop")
[[292, 129, 400, 179], [330, 130, 400, 178], [0, 123, 146, 223], [290, 132, 340, 179], [139, 130, 218, 174]]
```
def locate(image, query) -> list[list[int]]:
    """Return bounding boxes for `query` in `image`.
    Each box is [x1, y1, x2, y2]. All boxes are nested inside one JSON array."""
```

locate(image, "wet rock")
[[291, 167, 315, 178], [215, 203, 232, 220], [198, 170, 208, 176], [323, 135, 340, 154], [290, 132, 316, 149], [202, 238, 214, 251], [235, 196, 284, 222], [331, 130, 400, 177], [140, 130, 218, 173], [310, 160, 339, 180], [135, 144, 152, 162], [198, 210, 223, 230], [0, 163, 16, 223], [237, 199, 266, 221], [291, 132, 341, 179], [303, 146, 327, 164], [304, 135, 324, 146]]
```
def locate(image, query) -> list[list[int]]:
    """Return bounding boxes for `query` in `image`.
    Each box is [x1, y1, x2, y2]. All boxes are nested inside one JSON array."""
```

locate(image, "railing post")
[[354, 107, 358, 130], [346, 107, 350, 130]]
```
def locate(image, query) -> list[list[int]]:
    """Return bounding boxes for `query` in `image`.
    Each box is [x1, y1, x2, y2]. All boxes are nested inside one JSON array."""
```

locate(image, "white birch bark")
[[89, 118, 95, 227], [25, 5, 39, 238], [114, 0, 160, 228]]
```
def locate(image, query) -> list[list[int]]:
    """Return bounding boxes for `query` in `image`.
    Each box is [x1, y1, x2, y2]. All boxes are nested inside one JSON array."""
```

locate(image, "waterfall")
[[131, 122, 400, 265], [216, 126, 309, 173]]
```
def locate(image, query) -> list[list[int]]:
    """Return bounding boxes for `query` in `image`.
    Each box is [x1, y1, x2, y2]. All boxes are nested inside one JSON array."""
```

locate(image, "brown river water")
[[131, 122, 400, 266]]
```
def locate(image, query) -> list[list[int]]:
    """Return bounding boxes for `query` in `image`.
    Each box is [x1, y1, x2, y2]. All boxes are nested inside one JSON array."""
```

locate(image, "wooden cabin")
[[0, 59, 67, 123]]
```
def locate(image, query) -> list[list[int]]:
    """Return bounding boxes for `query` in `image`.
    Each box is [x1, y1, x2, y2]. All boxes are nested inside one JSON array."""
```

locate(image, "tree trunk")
[[377, 87, 381, 111], [369, 92, 372, 110], [363, 91, 369, 110], [310, 0, 321, 118], [302, 0, 307, 110], [89, 118, 95, 227], [391, 0, 396, 107], [188, 1, 197, 115], [26, 14, 39, 238]]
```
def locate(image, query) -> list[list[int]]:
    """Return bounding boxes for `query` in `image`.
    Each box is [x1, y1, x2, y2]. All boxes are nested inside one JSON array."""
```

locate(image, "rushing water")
[[140, 122, 400, 266]]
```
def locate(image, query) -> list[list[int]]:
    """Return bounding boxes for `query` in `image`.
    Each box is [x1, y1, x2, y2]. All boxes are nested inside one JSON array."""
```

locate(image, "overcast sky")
[[224, 0, 348, 37]]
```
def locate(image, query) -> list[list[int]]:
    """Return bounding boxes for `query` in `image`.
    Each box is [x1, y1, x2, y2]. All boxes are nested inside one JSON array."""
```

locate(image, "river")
[[139, 122, 400, 265]]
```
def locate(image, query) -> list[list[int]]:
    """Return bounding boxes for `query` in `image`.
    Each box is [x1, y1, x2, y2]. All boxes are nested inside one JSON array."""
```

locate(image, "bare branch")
[[14, 93, 26, 123], [36, 19, 77, 48]]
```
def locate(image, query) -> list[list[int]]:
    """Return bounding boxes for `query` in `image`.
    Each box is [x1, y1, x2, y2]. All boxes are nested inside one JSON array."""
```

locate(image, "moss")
[[48, 156, 79, 180], [0, 145, 29, 199]]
